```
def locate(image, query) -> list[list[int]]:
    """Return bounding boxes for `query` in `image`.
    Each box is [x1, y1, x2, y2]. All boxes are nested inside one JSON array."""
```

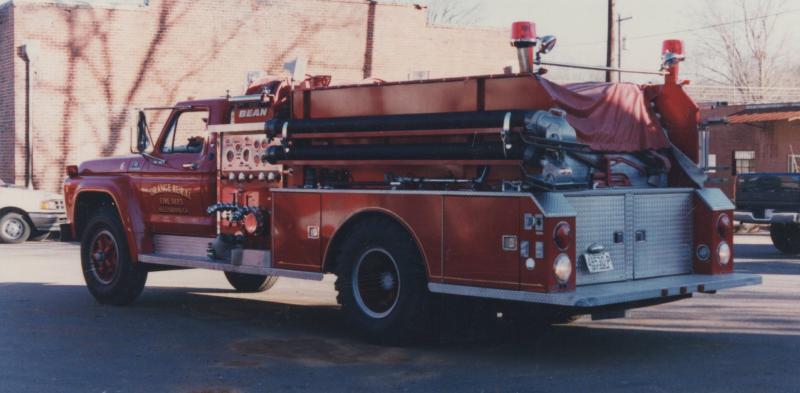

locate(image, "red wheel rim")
[[89, 230, 119, 285]]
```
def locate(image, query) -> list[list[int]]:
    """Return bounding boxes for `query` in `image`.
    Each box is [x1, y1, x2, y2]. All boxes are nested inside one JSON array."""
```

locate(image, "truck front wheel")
[[770, 223, 800, 255], [224, 272, 278, 293], [80, 208, 148, 305], [334, 218, 435, 345]]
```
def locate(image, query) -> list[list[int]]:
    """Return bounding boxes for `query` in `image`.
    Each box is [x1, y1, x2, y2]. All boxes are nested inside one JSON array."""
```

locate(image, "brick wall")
[[701, 105, 800, 198], [3, 0, 516, 192], [0, 3, 14, 184]]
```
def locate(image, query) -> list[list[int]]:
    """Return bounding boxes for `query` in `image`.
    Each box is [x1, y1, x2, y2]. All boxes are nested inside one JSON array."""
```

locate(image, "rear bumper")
[[27, 212, 68, 232], [428, 273, 762, 308], [734, 211, 798, 224]]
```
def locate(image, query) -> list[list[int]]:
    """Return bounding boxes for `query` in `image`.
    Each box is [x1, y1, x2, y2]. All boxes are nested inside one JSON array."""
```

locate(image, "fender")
[[70, 176, 149, 262], [322, 207, 434, 279]]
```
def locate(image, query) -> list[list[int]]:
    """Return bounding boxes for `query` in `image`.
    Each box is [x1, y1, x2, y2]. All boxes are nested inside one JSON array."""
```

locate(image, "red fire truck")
[[63, 22, 760, 343]]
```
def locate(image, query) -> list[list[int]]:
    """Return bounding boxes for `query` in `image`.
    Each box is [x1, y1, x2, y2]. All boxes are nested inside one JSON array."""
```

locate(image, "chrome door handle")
[[182, 163, 199, 170]]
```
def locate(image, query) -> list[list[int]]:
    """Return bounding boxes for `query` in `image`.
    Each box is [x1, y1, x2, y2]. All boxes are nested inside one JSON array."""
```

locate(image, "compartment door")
[[567, 195, 630, 285], [272, 192, 322, 272], [443, 196, 520, 290], [633, 192, 694, 278]]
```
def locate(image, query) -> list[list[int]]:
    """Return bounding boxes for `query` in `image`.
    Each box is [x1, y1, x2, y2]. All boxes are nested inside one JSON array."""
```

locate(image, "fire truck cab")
[[63, 22, 760, 344]]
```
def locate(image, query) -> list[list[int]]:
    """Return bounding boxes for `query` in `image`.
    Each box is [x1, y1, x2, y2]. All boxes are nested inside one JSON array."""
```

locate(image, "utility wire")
[[561, 7, 800, 47]]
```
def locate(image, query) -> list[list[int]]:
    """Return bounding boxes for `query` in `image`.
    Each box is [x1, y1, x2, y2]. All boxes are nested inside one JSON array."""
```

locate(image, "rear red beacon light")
[[510, 21, 536, 46], [554, 221, 571, 250]]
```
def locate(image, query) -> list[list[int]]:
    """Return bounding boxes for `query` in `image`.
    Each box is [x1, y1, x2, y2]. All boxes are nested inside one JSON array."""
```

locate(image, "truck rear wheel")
[[334, 217, 434, 345], [0, 212, 31, 244], [80, 208, 147, 305], [224, 272, 278, 292], [770, 223, 800, 255]]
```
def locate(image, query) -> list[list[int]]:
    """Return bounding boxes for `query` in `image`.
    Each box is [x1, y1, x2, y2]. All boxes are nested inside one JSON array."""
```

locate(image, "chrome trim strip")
[[564, 187, 695, 197], [428, 273, 761, 307], [695, 188, 735, 211], [138, 253, 324, 281], [734, 211, 799, 224], [207, 123, 266, 133]]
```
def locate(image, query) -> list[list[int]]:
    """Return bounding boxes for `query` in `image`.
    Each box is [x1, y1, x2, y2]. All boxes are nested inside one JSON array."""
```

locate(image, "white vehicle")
[[0, 180, 66, 243]]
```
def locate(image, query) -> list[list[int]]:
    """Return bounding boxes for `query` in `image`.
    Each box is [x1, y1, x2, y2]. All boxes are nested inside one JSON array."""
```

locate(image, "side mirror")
[[136, 110, 149, 153], [538, 35, 557, 55]]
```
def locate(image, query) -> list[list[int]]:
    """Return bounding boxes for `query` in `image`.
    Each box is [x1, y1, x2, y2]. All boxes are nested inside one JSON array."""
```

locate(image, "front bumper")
[[28, 212, 68, 232], [428, 273, 762, 308]]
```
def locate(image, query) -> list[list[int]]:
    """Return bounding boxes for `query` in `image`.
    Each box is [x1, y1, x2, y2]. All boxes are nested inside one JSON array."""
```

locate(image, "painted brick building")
[[701, 103, 800, 198], [0, 0, 516, 192]]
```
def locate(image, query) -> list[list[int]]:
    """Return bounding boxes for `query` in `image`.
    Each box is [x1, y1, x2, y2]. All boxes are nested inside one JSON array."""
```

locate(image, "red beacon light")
[[511, 21, 537, 74], [511, 21, 536, 47], [661, 39, 685, 85]]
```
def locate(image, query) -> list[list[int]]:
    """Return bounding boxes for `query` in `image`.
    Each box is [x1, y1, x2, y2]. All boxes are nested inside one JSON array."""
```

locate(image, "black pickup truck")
[[735, 173, 800, 254]]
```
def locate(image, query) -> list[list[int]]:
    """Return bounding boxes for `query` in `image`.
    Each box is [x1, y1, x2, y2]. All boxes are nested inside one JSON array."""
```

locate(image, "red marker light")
[[717, 214, 732, 238], [66, 165, 79, 178]]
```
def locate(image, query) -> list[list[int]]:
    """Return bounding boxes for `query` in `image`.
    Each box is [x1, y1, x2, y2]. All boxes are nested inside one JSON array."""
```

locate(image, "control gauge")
[[242, 148, 251, 162], [225, 149, 235, 162]]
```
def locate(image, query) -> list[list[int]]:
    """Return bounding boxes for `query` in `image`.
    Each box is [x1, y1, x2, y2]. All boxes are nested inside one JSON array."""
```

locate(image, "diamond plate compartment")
[[566, 194, 629, 285]]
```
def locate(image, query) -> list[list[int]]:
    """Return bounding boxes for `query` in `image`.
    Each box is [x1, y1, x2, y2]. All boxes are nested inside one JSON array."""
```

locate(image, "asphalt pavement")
[[0, 234, 798, 393]]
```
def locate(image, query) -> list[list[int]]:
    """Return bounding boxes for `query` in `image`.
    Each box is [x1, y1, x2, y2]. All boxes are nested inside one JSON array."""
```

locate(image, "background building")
[[702, 102, 800, 198], [0, 0, 516, 192]]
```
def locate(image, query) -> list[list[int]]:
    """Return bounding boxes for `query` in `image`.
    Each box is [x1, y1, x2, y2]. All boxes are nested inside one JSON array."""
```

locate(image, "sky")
[[390, 0, 800, 84]]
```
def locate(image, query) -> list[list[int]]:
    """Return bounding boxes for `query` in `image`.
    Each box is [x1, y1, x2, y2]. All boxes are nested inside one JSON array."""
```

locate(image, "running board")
[[138, 253, 324, 281], [428, 273, 762, 307]]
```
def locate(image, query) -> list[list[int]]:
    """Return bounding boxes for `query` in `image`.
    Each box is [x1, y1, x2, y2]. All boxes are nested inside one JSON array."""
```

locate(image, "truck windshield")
[[161, 110, 208, 154]]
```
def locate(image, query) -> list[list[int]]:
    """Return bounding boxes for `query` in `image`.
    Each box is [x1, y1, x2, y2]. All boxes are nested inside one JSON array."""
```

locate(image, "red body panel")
[[272, 192, 321, 271], [693, 197, 734, 275], [443, 196, 520, 289]]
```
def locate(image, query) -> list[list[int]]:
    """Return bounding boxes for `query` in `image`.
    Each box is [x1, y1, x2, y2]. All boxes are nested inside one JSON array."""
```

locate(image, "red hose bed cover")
[[539, 78, 671, 152]]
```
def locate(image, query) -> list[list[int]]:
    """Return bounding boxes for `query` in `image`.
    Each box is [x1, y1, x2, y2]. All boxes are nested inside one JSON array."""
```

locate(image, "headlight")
[[40, 199, 63, 210], [717, 241, 731, 266], [553, 253, 572, 284]]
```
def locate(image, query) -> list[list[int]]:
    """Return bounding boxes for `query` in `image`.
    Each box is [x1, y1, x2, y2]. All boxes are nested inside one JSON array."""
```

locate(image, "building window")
[[733, 150, 755, 175], [789, 155, 800, 173], [707, 154, 717, 174]]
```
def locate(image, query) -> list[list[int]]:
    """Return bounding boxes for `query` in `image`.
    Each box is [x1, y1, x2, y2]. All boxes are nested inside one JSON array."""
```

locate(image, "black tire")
[[224, 272, 278, 292], [770, 223, 800, 255], [80, 207, 147, 305], [334, 217, 434, 345], [0, 212, 31, 244]]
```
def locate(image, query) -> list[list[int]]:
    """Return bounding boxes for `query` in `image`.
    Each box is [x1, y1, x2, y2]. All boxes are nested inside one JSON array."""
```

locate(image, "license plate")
[[584, 251, 613, 273]]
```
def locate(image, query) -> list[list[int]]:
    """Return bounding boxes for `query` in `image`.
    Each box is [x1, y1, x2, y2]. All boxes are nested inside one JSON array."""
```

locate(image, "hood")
[[0, 185, 62, 201], [78, 154, 146, 175]]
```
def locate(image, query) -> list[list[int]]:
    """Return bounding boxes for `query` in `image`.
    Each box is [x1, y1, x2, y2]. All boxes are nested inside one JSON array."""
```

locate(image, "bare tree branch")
[[425, 0, 485, 26], [693, 0, 796, 102]]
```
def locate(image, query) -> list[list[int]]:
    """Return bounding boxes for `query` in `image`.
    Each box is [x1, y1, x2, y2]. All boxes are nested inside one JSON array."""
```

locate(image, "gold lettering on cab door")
[[142, 184, 192, 214]]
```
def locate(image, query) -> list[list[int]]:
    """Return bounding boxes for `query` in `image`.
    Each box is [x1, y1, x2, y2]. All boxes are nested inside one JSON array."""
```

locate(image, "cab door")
[[140, 109, 217, 237]]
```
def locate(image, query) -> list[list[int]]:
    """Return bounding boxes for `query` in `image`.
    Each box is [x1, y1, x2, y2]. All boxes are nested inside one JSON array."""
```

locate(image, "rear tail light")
[[554, 221, 571, 250], [717, 214, 732, 238], [717, 241, 731, 266]]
